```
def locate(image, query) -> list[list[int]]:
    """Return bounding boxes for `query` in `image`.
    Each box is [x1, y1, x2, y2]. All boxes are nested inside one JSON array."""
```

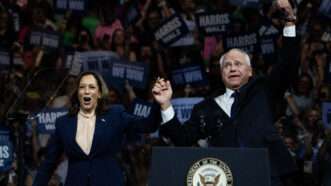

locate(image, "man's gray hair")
[[219, 48, 251, 68]]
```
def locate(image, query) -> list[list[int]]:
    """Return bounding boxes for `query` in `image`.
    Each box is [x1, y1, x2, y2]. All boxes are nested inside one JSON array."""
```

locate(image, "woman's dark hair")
[[68, 71, 108, 116]]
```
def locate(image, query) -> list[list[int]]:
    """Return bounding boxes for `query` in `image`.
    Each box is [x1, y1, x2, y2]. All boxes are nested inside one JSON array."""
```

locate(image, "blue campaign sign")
[[29, 29, 62, 51], [42, 31, 61, 49], [323, 102, 331, 129], [171, 97, 204, 123], [36, 108, 68, 134], [195, 12, 231, 36], [0, 127, 13, 172], [0, 51, 10, 72], [110, 60, 150, 89], [171, 64, 208, 87], [130, 99, 153, 118], [0, 51, 24, 72], [64, 52, 82, 76], [223, 32, 260, 54], [55, 0, 87, 14], [79, 51, 119, 71], [154, 14, 189, 47], [29, 31, 43, 46], [79, 51, 150, 89]]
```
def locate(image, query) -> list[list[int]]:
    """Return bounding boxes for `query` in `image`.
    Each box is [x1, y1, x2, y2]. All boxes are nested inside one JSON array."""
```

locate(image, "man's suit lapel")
[[235, 77, 260, 115]]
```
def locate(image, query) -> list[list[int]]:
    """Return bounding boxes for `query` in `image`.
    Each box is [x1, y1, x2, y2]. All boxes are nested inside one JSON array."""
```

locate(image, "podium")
[[148, 147, 271, 186]]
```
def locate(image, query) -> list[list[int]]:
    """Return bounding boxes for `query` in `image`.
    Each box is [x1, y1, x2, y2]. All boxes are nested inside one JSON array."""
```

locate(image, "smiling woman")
[[33, 71, 160, 186]]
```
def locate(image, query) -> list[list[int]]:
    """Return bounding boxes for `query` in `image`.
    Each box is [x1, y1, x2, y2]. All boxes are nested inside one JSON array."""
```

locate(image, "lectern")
[[148, 147, 271, 186]]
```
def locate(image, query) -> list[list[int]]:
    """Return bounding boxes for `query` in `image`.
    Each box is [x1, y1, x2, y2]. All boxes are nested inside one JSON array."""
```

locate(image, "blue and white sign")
[[29, 30, 61, 50], [130, 99, 153, 118], [30, 31, 43, 46], [322, 102, 331, 129], [0, 51, 10, 72], [0, 127, 13, 172], [55, 0, 87, 13], [78, 51, 118, 68], [195, 12, 230, 36], [259, 24, 279, 56], [64, 52, 81, 76], [171, 97, 204, 123], [171, 65, 208, 86], [154, 14, 189, 47], [36, 108, 68, 134], [109, 61, 149, 89], [75, 51, 150, 90], [0, 51, 24, 72], [223, 32, 260, 54]]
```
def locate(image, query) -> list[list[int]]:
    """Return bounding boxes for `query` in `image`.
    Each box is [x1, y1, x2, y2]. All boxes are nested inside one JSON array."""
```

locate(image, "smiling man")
[[152, 0, 298, 185]]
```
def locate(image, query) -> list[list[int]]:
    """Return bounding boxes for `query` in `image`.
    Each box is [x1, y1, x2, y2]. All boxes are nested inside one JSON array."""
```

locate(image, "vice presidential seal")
[[186, 157, 233, 186]]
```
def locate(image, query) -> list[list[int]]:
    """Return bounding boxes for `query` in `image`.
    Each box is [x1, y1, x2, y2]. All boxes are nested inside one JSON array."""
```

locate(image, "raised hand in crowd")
[[276, 0, 296, 22], [152, 77, 172, 110]]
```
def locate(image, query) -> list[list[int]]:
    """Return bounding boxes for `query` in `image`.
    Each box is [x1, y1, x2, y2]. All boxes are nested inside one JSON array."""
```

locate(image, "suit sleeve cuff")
[[161, 105, 175, 124], [283, 25, 296, 37]]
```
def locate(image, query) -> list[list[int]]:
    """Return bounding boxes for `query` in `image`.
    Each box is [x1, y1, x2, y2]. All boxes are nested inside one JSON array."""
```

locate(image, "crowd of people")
[[0, 0, 331, 185]]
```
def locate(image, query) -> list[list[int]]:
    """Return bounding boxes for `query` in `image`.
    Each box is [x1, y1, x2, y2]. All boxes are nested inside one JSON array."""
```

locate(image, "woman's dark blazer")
[[33, 105, 160, 186]]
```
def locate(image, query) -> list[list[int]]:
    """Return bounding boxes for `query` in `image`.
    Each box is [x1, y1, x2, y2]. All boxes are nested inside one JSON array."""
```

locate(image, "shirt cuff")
[[161, 105, 175, 124], [283, 25, 296, 37]]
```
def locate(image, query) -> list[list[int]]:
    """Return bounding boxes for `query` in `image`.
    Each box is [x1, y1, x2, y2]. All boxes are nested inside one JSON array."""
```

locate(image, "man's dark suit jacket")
[[33, 105, 159, 186], [160, 36, 298, 184]]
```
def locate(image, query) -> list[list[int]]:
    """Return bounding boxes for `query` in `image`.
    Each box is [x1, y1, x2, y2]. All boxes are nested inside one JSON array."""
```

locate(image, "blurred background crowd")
[[0, 0, 331, 185]]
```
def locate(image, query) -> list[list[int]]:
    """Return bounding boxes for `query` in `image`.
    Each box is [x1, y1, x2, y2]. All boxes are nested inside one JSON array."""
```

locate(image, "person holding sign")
[[152, 0, 298, 185], [33, 71, 160, 186]]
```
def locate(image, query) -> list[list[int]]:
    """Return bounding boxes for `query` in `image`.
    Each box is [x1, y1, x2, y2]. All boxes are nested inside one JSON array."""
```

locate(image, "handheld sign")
[[0, 51, 24, 72], [195, 12, 230, 36], [171, 64, 208, 87], [223, 32, 260, 54], [29, 29, 62, 51], [36, 108, 68, 134], [154, 14, 189, 47], [323, 102, 331, 129], [78, 51, 150, 90], [259, 23, 279, 64], [55, 0, 87, 14], [0, 127, 13, 172], [171, 97, 204, 123], [109, 60, 150, 89], [78, 50, 118, 74], [130, 99, 153, 118]]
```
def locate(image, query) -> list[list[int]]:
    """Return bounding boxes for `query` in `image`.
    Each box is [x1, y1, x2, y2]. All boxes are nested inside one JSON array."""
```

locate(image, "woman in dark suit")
[[33, 71, 159, 186]]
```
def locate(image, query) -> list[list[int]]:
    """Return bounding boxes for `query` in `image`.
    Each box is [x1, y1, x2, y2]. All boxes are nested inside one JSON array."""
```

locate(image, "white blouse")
[[76, 110, 96, 155]]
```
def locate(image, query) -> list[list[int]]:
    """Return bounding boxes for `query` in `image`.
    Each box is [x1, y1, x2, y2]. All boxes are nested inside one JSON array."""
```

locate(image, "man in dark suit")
[[152, 0, 298, 185]]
